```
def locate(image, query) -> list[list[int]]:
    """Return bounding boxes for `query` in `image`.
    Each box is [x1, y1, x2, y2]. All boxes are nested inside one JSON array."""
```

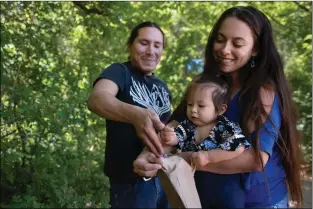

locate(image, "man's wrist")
[[127, 105, 145, 124]]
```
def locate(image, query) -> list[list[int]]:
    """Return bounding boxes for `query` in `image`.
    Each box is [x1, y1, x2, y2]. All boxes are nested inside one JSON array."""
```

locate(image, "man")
[[87, 21, 171, 208]]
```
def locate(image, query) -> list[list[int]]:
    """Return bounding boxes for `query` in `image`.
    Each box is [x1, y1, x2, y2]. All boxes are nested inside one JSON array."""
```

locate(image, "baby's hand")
[[160, 126, 178, 146], [190, 151, 210, 167]]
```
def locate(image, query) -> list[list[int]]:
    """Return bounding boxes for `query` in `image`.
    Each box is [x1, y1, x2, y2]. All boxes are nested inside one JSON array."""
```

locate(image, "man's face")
[[128, 27, 164, 75]]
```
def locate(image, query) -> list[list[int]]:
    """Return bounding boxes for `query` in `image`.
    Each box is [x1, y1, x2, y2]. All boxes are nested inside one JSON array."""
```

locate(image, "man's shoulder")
[[105, 62, 127, 71], [100, 61, 130, 79]]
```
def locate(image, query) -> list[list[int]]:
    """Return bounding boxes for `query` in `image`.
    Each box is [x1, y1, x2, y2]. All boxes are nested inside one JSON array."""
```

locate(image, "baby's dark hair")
[[186, 75, 230, 112]]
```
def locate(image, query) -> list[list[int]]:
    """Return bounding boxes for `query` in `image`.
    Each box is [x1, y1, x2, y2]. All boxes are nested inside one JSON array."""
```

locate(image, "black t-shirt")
[[93, 61, 172, 182]]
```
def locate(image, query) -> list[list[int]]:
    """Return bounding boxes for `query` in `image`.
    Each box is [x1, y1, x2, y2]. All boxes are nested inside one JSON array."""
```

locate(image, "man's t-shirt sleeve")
[[93, 63, 126, 92]]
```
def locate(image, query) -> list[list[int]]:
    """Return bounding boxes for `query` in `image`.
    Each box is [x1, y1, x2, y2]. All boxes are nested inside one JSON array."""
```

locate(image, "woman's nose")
[[221, 42, 231, 55]]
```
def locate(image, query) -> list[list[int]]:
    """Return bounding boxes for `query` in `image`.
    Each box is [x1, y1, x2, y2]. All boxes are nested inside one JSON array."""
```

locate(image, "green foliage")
[[1, 1, 311, 207]]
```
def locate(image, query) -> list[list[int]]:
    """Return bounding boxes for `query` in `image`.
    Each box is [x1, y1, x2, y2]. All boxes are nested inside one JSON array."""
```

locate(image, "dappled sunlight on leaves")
[[1, 1, 311, 208]]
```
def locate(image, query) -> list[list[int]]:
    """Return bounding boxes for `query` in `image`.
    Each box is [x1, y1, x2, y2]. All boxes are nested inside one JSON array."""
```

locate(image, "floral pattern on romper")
[[174, 115, 251, 152]]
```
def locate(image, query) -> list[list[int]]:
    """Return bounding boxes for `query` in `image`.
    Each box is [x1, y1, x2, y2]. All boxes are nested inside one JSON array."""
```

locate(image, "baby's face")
[[186, 86, 219, 127]]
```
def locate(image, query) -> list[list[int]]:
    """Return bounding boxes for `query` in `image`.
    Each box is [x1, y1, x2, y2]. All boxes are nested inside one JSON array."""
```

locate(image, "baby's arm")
[[191, 145, 245, 167], [157, 120, 181, 155]]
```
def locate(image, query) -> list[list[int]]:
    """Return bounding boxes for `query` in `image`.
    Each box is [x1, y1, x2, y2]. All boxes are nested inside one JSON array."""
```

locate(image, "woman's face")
[[213, 17, 258, 75]]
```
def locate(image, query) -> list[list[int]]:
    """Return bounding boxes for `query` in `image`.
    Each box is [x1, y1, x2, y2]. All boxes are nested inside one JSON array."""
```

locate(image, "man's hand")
[[133, 109, 165, 157], [133, 148, 163, 177], [190, 151, 210, 167], [160, 126, 178, 146], [89, 79, 166, 157]]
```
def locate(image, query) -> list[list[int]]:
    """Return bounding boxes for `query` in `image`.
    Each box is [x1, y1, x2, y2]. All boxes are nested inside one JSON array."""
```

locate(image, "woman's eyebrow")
[[218, 33, 247, 43]]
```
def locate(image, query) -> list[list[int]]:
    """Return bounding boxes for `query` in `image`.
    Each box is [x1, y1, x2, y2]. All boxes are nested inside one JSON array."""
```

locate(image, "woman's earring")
[[250, 57, 256, 68]]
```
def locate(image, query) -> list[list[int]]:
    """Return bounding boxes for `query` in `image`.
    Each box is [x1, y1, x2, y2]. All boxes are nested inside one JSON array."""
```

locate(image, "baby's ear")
[[218, 104, 227, 116]]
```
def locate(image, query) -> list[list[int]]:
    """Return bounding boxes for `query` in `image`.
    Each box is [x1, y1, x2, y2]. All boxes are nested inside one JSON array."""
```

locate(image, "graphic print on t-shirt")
[[130, 77, 171, 116]]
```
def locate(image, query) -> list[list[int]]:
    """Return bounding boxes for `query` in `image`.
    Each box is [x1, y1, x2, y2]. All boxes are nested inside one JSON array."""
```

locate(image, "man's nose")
[[145, 44, 154, 55]]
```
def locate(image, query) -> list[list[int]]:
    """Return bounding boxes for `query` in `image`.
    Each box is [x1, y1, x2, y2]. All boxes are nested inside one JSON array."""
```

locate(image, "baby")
[[161, 76, 251, 167]]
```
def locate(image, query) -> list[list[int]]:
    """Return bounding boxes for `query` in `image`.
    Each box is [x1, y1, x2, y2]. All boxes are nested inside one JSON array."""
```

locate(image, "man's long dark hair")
[[127, 21, 165, 47], [172, 6, 303, 207]]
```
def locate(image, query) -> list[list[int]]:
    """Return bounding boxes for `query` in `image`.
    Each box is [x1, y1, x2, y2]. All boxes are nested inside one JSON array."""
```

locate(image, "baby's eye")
[[199, 105, 205, 108], [187, 104, 192, 106]]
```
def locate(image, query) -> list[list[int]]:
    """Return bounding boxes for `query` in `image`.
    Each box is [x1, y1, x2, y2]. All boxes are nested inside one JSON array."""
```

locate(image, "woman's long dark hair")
[[172, 6, 303, 207]]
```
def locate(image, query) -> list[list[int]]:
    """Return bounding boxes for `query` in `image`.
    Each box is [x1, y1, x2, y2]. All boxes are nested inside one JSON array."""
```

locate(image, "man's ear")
[[218, 104, 227, 116]]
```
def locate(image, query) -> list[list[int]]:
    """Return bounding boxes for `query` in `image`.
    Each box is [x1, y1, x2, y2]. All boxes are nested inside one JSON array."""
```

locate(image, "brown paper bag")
[[158, 155, 202, 208]]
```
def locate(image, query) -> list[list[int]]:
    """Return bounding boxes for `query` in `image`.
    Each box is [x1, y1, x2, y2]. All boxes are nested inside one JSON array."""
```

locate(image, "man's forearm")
[[88, 90, 142, 123]]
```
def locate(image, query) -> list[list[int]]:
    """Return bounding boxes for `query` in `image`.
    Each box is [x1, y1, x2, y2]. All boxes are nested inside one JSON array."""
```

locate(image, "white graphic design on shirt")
[[130, 77, 171, 116]]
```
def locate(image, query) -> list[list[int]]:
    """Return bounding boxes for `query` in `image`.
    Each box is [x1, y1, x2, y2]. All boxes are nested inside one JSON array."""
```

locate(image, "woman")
[[133, 6, 303, 208]]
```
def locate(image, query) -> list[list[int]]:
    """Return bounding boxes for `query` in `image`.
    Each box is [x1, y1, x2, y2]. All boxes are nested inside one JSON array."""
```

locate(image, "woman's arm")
[[191, 146, 245, 167], [197, 148, 268, 174], [199, 87, 276, 174]]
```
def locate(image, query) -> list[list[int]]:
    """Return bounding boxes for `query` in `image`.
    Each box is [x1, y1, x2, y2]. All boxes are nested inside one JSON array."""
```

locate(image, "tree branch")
[[293, 2, 310, 13], [1, 88, 8, 99], [1, 130, 17, 138], [266, 14, 284, 28], [1, 118, 18, 126], [72, 1, 107, 15]]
